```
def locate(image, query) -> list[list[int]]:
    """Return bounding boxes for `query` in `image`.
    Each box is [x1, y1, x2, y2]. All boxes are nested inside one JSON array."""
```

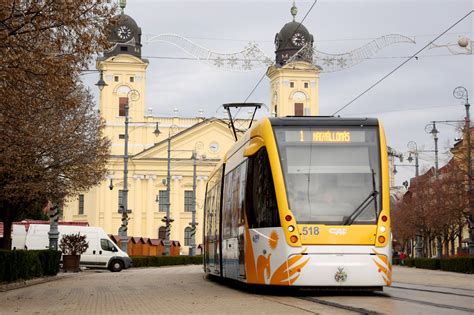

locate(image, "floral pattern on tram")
[[372, 248, 392, 285], [244, 223, 309, 285]]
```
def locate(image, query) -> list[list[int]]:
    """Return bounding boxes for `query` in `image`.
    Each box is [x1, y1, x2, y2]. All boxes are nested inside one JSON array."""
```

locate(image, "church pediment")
[[132, 119, 237, 161]]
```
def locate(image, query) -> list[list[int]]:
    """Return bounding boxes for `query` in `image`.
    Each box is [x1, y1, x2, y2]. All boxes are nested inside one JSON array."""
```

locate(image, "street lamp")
[[95, 70, 107, 91], [425, 122, 439, 178], [453, 86, 473, 255], [118, 89, 140, 253]]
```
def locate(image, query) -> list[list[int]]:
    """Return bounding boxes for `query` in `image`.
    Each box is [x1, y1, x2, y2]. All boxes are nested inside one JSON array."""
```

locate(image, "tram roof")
[[269, 116, 379, 127]]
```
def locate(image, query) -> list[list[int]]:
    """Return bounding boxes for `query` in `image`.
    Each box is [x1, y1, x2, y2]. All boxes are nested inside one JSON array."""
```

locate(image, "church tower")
[[96, 0, 150, 155], [267, 2, 321, 117]]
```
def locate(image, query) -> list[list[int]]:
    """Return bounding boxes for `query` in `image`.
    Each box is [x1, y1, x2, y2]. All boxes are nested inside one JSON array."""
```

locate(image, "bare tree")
[[0, 1, 116, 249]]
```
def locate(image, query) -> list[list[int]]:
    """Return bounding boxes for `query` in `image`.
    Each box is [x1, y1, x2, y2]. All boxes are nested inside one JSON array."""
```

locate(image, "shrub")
[[404, 258, 415, 267], [415, 258, 440, 270], [59, 233, 89, 255], [131, 255, 203, 268], [440, 256, 474, 274], [0, 250, 61, 283]]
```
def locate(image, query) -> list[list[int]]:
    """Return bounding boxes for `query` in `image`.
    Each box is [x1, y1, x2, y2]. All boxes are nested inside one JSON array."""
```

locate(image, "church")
[[63, 3, 321, 254]]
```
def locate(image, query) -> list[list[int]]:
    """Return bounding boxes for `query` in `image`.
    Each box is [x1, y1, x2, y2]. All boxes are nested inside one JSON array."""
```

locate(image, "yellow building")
[[63, 6, 321, 254]]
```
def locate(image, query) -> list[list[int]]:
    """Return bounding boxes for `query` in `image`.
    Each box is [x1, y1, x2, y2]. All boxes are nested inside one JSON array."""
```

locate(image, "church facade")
[[63, 4, 321, 254]]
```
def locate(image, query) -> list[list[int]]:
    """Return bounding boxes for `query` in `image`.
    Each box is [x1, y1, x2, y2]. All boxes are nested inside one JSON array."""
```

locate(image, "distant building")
[[63, 5, 322, 253]]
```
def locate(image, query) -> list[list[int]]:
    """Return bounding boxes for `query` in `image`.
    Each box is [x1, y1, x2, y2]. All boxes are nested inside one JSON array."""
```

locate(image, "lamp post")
[[189, 150, 198, 256], [162, 126, 176, 256], [118, 89, 140, 253], [407, 141, 424, 258], [425, 122, 443, 257], [453, 86, 473, 254]]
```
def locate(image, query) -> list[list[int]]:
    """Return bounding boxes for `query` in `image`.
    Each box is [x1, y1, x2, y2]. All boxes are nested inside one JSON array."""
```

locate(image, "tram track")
[[388, 284, 474, 298], [373, 293, 474, 313], [298, 296, 382, 314], [290, 284, 474, 315]]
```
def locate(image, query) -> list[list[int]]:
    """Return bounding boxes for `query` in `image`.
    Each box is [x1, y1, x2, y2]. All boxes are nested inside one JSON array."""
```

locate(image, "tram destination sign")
[[291, 129, 367, 143]]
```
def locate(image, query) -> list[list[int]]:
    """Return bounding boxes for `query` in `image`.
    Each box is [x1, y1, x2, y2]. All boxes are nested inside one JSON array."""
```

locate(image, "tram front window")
[[274, 126, 381, 225]]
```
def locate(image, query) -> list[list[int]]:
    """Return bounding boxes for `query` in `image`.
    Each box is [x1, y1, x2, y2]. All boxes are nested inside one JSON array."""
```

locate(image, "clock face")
[[209, 142, 219, 153], [116, 25, 132, 40], [274, 34, 281, 50], [291, 33, 306, 47]]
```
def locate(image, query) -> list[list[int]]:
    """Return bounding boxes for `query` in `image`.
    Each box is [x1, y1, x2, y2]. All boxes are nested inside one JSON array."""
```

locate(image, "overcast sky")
[[83, 0, 474, 186]]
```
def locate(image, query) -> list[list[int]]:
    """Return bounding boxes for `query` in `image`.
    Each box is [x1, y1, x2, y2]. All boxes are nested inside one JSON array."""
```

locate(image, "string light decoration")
[[144, 33, 415, 72], [430, 36, 473, 55]]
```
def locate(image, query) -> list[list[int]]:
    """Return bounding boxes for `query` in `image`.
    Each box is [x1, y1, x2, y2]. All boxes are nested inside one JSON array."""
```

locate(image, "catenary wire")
[[331, 10, 474, 116]]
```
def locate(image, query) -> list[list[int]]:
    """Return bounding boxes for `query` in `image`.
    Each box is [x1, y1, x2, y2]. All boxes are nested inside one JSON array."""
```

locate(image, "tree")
[[0, 1, 116, 249]]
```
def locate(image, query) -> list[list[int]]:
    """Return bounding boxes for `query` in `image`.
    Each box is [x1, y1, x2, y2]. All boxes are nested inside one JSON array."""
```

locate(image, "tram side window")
[[246, 148, 280, 228]]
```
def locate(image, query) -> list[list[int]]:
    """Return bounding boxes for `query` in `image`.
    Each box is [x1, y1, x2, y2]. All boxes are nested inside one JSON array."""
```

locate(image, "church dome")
[[274, 5, 314, 65], [104, 13, 143, 59]]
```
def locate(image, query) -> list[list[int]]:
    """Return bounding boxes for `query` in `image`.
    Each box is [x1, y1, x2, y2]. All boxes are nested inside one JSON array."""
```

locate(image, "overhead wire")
[[331, 10, 474, 116]]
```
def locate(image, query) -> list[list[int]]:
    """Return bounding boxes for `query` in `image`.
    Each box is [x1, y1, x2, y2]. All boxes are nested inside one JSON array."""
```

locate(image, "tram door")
[[204, 167, 222, 275], [222, 162, 247, 280]]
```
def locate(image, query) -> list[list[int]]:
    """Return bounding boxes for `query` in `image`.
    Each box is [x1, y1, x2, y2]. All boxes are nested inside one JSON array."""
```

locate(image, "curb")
[[0, 272, 78, 292]]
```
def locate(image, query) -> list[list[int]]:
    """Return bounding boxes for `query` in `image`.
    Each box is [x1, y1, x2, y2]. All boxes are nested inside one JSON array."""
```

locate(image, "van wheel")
[[109, 260, 123, 272]]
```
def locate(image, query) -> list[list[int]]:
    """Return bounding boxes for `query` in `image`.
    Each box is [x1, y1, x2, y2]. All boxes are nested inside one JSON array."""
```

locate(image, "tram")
[[203, 116, 391, 289]]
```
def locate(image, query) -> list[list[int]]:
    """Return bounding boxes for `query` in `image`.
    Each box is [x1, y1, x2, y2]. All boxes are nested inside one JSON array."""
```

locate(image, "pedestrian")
[[399, 251, 406, 266]]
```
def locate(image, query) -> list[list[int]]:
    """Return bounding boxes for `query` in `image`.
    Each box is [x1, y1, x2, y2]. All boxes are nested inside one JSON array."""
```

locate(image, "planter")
[[62, 255, 81, 272]]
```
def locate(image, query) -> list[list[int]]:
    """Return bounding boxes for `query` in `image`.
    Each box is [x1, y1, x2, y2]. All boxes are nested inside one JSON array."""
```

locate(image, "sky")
[[82, 0, 474, 186]]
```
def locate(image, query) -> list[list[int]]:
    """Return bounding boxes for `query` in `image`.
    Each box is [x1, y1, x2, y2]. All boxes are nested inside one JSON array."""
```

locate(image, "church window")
[[120, 46, 128, 52], [130, 76, 134, 83], [158, 226, 166, 239], [184, 227, 192, 246], [184, 190, 193, 212], [119, 97, 128, 117], [78, 195, 84, 215], [158, 190, 168, 212], [304, 82, 309, 88], [114, 76, 119, 82], [119, 134, 125, 139], [290, 82, 295, 88]]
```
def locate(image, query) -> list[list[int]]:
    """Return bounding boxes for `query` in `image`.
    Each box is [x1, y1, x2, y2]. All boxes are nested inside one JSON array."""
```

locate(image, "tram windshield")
[[274, 126, 381, 225]]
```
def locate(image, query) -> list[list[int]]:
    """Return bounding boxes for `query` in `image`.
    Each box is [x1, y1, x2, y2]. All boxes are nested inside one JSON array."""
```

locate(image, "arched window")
[[184, 227, 192, 246], [158, 226, 166, 240]]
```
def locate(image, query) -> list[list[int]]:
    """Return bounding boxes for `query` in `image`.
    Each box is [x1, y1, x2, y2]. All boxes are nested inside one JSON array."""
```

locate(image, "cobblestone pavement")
[[0, 265, 472, 314]]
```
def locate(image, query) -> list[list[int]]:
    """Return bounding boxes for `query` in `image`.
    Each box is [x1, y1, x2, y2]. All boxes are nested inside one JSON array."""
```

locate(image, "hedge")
[[132, 255, 203, 267], [0, 250, 61, 283], [394, 256, 473, 273], [440, 257, 474, 273]]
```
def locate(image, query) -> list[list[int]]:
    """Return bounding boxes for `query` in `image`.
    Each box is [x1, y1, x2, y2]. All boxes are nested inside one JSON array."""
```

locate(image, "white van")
[[11, 224, 27, 250], [17, 224, 132, 272]]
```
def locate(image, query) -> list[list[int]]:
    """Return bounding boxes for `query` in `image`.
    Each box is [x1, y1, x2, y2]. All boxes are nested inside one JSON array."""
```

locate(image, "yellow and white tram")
[[203, 116, 391, 289]]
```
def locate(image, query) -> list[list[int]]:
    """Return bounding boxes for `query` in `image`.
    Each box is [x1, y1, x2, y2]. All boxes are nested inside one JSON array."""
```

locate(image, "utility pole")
[[454, 86, 473, 255], [48, 204, 60, 250], [189, 151, 198, 256], [163, 132, 172, 256], [118, 89, 139, 254], [119, 99, 130, 253], [407, 141, 423, 258]]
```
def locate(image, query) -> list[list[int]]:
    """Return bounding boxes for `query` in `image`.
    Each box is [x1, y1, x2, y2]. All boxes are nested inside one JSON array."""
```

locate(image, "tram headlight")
[[290, 235, 298, 243], [380, 226, 386, 233], [378, 236, 386, 244], [288, 225, 295, 232]]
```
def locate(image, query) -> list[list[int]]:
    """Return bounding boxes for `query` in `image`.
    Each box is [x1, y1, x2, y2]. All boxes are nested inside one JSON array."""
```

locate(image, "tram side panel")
[[204, 166, 223, 276]]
